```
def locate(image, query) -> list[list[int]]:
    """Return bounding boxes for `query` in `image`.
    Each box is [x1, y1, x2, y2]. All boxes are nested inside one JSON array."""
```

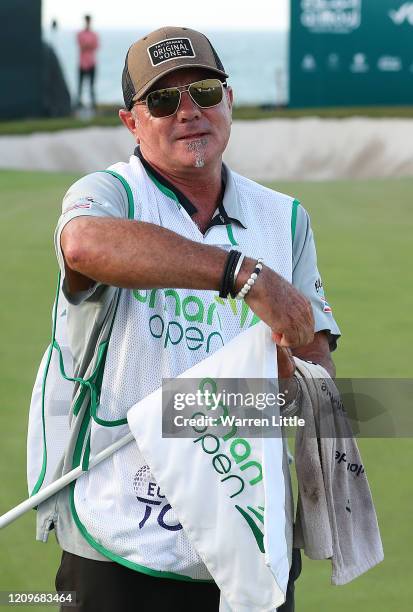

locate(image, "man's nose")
[[176, 90, 201, 120]]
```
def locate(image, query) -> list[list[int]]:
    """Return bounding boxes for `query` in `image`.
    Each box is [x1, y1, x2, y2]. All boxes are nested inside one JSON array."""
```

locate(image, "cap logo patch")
[[147, 37, 195, 67]]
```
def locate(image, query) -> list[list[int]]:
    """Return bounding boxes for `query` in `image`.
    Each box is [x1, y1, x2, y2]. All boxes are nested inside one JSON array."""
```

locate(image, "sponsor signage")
[[300, 0, 362, 33], [289, 0, 413, 107]]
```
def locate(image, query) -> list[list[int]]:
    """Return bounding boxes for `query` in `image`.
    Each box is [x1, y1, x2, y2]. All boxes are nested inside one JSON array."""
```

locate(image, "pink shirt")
[[77, 29, 99, 70]]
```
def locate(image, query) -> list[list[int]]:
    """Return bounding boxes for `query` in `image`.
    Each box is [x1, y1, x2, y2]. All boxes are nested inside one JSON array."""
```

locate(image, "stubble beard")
[[186, 137, 209, 168]]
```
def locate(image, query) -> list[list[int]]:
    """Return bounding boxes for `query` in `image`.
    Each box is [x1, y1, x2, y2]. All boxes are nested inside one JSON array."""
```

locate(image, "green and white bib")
[[39, 156, 296, 580]]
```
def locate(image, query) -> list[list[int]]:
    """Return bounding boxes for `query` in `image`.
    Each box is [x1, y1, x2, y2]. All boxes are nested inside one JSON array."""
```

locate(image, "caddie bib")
[[69, 156, 296, 580]]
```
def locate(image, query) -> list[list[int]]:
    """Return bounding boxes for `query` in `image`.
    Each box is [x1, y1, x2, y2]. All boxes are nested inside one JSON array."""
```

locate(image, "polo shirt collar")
[[134, 146, 247, 229]]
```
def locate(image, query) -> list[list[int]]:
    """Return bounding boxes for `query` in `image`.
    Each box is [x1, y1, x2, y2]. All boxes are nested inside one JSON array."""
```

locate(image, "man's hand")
[[293, 330, 336, 378], [274, 331, 336, 406], [276, 345, 296, 379], [244, 265, 315, 349], [274, 330, 336, 379], [275, 344, 299, 404]]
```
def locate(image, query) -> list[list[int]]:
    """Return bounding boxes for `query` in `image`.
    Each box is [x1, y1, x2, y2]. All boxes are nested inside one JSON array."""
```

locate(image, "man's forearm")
[[61, 216, 315, 348], [62, 217, 231, 291]]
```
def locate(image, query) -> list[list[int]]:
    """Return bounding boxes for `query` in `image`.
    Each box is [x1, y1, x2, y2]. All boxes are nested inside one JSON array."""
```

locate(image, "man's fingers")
[[273, 328, 315, 349], [276, 345, 296, 379], [272, 332, 283, 344]]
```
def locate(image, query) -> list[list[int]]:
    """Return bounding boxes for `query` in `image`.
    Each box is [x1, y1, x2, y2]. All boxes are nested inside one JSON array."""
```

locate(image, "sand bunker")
[[0, 118, 412, 181]]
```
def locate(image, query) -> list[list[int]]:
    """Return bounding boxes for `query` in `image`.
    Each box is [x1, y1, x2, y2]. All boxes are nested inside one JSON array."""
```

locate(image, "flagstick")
[[0, 432, 135, 529]]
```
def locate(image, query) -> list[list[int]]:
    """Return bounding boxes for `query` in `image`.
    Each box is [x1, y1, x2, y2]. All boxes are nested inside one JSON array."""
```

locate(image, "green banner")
[[289, 0, 413, 107]]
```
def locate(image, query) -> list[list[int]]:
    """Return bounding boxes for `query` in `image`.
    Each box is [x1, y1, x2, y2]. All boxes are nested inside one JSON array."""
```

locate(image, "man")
[[76, 15, 99, 109], [44, 27, 340, 611]]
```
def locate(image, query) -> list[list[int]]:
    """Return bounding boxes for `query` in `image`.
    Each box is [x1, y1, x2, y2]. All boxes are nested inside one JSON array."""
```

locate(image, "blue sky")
[[42, 0, 289, 30]]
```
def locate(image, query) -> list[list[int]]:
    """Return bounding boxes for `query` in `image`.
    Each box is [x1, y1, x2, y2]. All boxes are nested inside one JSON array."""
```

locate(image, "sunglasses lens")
[[147, 88, 181, 118], [189, 79, 223, 108], [145, 79, 224, 117]]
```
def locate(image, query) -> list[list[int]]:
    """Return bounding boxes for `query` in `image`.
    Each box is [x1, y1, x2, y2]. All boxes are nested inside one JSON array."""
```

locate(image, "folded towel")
[[293, 359, 384, 585]]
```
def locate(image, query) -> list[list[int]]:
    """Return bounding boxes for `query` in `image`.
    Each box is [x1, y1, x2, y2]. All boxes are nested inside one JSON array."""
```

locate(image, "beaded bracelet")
[[235, 258, 264, 300]]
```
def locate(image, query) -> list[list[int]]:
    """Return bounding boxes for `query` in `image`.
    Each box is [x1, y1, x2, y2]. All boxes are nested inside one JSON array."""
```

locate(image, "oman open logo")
[[133, 465, 183, 532], [235, 504, 265, 553]]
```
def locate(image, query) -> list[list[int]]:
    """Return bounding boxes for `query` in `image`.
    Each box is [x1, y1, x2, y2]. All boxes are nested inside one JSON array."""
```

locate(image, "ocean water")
[[44, 29, 289, 107]]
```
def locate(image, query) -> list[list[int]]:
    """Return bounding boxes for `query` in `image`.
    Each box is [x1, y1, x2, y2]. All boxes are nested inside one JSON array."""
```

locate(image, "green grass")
[[0, 171, 412, 610], [1, 105, 413, 135]]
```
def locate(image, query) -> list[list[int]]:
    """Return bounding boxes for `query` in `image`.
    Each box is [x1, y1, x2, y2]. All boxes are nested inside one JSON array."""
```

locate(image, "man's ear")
[[226, 86, 234, 109], [225, 86, 233, 124], [119, 108, 138, 136]]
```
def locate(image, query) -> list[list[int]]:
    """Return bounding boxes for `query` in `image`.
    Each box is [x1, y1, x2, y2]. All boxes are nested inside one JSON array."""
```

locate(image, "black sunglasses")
[[133, 78, 227, 118]]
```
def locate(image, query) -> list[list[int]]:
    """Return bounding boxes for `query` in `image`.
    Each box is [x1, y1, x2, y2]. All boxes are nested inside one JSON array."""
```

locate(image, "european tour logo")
[[133, 465, 183, 532], [147, 38, 195, 67]]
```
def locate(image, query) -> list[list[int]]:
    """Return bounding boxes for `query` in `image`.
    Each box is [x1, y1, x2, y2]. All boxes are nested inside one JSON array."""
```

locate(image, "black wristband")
[[219, 250, 237, 298], [228, 251, 242, 298], [219, 250, 239, 298]]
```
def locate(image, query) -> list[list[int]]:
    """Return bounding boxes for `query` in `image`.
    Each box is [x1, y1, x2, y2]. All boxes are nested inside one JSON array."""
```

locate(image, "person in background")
[[76, 15, 99, 109]]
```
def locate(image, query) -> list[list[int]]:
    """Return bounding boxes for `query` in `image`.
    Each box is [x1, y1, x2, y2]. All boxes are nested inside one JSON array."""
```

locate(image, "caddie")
[[38, 26, 340, 611]]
